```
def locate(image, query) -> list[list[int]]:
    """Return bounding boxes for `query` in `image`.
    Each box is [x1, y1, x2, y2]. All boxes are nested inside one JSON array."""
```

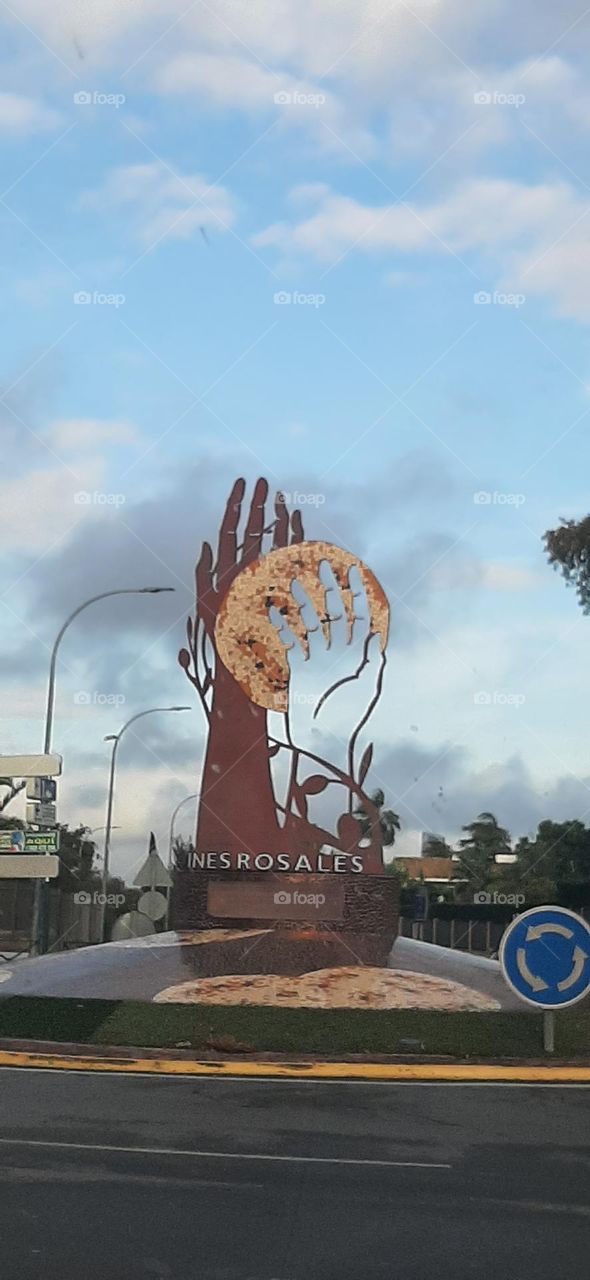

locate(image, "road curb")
[[0, 1049, 589, 1081]]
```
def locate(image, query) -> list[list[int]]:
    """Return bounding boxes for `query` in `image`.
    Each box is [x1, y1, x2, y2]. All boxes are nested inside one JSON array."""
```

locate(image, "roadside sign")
[[0, 830, 26, 852], [26, 801, 57, 826], [25, 778, 57, 802], [0, 831, 60, 853], [111, 911, 155, 941], [138, 890, 167, 922], [0, 855, 59, 879], [0, 753, 62, 778], [134, 841, 172, 890], [500, 905, 590, 1010]]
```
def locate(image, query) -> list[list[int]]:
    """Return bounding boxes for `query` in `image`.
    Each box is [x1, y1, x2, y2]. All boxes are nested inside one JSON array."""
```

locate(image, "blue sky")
[[1, 0, 590, 880]]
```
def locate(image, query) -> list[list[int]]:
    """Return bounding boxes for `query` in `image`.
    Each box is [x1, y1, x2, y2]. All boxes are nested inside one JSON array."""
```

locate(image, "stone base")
[[170, 871, 399, 975]]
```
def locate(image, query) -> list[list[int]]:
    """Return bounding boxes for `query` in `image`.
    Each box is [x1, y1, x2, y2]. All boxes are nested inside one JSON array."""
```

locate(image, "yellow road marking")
[[0, 1050, 588, 1082]]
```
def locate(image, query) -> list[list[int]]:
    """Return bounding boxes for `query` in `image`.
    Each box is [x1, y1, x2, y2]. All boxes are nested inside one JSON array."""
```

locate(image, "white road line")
[[0, 1138, 451, 1169]]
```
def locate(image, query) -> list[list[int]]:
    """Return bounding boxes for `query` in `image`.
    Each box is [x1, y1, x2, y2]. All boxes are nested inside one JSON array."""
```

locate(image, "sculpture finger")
[[216, 476, 245, 589], [196, 542, 216, 631], [272, 491, 290, 549], [290, 508, 304, 543], [242, 476, 268, 566]]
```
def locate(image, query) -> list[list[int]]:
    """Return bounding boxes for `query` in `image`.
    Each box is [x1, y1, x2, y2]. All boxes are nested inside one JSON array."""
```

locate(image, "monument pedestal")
[[170, 870, 399, 975]]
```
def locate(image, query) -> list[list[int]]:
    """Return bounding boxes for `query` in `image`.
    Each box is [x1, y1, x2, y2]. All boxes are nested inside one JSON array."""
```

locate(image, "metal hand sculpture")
[[179, 479, 390, 872]]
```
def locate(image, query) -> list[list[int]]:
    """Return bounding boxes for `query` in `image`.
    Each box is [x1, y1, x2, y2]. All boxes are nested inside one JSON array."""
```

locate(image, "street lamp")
[[100, 706, 191, 941], [33, 587, 175, 956], [168, 793, 199, 872], [43, 587, 175, 753], [166, 792, 199, 928]]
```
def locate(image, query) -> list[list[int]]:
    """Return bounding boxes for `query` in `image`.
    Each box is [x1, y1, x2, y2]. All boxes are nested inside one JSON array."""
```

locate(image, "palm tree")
[[457, 811, 511, 890], [354, 788, 401, 848]]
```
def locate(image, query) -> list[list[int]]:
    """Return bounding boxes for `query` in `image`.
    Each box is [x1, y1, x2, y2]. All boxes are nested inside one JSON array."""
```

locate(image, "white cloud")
[[0, 91, 61, 134], [49, 419, 140, 450], [254, 176, 590, 321], [0, 462, 103, 555], [154, 50, 374, 153], [480, 563, 540, 591], [155, 52, 282, 109], [80, 161, 237, 245], [430, 559, 540, 593]]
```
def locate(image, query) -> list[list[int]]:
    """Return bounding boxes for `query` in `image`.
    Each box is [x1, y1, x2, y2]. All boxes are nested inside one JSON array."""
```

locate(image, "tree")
[[513, 821, 589, 900], [354, 788, 401, 848], [422, 834, 454, 858], [544, 515, 590, 612], [0, 815, 25, 831], [51, 825, 98, 892], [386, 858, 410, 886], [172, 835, 192, 871], [493, 834, 557, 905], [0, 779, 25, 812], [457, 811, 511, 890]]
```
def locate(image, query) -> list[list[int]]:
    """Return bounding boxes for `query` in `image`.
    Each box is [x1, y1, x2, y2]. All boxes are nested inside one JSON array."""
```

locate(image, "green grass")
[[0, 997, 589, 1058]]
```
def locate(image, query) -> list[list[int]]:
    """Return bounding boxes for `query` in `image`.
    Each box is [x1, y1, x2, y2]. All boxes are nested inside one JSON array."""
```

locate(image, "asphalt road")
[[0, 1069, 588, 1280]]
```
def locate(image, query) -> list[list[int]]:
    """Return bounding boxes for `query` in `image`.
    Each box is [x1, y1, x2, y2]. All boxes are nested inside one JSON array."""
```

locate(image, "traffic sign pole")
[[543, 1011, 555, 1054], [500, 906, 590, 1055]]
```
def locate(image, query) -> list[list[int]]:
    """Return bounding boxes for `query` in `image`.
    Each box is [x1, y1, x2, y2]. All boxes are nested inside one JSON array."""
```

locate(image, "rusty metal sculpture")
[[179, 479, 390, 874]]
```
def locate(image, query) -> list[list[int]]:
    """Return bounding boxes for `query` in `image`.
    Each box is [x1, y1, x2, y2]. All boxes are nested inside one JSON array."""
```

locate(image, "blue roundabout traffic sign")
[[500, 905, 590, 1010]]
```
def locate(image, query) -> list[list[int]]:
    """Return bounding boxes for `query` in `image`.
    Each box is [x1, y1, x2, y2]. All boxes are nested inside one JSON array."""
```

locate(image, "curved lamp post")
[[43, 587, 175, 753], [166, 792, 199, 928], [33, 587, 174, 956], [168, 793, 199, 872], [100, 706, 191, 941]]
